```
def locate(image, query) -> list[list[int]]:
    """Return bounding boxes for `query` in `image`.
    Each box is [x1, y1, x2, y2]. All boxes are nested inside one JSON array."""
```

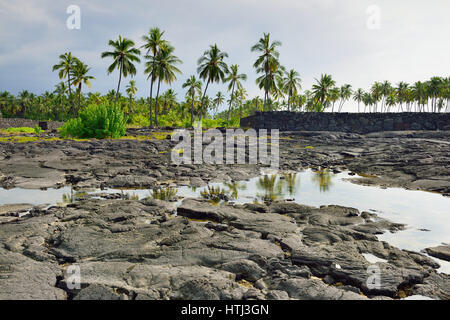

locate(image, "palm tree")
[[396, 82, 409, 112], [282, 69, 301, 111], [386, 93, 397, 112], [328, 87, 340, 112], [52, 52, 77, 114], [71, 59, 95, 114], [182, 75, 202, 127], [371, 82, 382, 112], [101, 36, 141, 102], [338, 84, 352, 112], [362, 92, 373, 113], [225, 64, 247, 121], [161, 89, 177, 114], [213, 91, 225, 118], [251, 33, 282, 111], [311, 74, 336, 112], [125, 80, 138, 113], [412, 81, 426, 112], [197, 44, 229, 121], [53, 82, 67, 120], [147, 45, 182, 126], [380, 80, 392, 112], [353, 88, 364, 113], [141, 27, 168, 127]]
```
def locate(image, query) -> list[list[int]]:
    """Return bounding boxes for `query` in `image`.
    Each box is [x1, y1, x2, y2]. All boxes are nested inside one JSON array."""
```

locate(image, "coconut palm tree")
[[370, 82, 382, 112], [197, 44, 229, 121], [251, 33, 282, 111], [125, 80, 138, 113], [353, 88, 364, 113], [101, 36, 141, 102], [312, 74, 336, 112], [362, 92, 373, 113], [182, 75, 202, 127], [412, 81, 426, 112], [71, 59, 95, 114], [337, 84, 352, 112], [282, 69, 301, 111], [396, 82, 409, 112], [386, 93, 397, 112], [380, 80, 392, 112], [141, 27, 169, 127], [213, 91, 225, 118], [147, 45, 182, 127], [225, 64, 247, 121], [52, 52, 77, 114], [161, 89, 177, 114], [53, 82, 68, 120]]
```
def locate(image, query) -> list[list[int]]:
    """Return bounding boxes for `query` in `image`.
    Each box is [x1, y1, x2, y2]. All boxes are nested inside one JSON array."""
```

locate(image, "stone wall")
[[0, 118, 64, 130], [240, 112, 450, 133]]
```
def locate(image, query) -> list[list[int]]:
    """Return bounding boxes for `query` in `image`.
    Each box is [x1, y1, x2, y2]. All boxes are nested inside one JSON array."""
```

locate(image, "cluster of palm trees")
[[51, 53, 95, 117], [1, 28, 449, 124], [307, 76, 450, 113]]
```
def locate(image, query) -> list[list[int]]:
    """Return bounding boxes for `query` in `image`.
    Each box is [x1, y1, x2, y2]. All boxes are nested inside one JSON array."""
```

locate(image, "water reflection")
[[1, 169, 449, 273], [282, 173, 301, 197], [224, 181, 247, 199], [256, 175, 283, 204], [150, 187, 178, 201], [200, 186, 228, 205], [60, 189, 88, 204], [311, 168, 333, 192]]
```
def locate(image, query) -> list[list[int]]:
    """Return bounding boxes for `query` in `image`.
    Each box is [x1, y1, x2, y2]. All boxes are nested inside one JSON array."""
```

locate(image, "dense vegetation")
[[59, 104, 127, 139], [0, 28, 449, 129]]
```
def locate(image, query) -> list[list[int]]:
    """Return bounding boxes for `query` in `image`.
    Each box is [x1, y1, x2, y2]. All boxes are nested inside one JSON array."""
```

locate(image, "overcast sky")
[[0, 0, 449, 112]]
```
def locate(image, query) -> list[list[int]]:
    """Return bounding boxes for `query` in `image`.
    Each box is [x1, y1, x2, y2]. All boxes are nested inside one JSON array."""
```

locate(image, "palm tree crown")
[[101, 36, 141, 102]]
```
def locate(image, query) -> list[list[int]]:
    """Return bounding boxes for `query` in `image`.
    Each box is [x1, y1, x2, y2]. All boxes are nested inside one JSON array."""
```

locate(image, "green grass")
[[1, 127, 36, 134]]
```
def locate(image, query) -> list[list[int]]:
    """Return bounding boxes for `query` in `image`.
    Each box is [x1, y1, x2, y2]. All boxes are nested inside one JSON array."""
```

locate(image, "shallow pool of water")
[[1, 169, 449, 273]]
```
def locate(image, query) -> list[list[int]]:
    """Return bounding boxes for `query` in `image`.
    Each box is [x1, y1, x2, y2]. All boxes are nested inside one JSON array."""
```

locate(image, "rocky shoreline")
[[0, 129, 449, 300]]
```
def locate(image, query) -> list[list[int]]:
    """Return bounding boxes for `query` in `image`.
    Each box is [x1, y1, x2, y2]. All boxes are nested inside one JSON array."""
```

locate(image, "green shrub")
[[59, 104, 127, 139], [128, 113, 150, 127], [34, 125, 42, 135]]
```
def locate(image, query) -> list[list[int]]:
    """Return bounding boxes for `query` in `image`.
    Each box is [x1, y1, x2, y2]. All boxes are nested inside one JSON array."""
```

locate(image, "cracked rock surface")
[[1, 197, 448, 300]]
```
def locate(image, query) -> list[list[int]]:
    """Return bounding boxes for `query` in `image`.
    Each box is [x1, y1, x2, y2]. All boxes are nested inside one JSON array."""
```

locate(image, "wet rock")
[[425, 245, 450, 262]]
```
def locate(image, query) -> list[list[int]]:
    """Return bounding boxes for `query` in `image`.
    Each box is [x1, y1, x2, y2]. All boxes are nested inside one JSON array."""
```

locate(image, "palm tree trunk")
[[199, 79, 210, 122], [149, 75, 154, 128], [288, 92, 292, 112], [115, 62, 123, 103], [67, 72, 74, 117], [227, 82, 235, 122], [263, 91, 267, 111], [77, 83, 82, 115], [190, 92, 195, 127], [154, 78, 161, 127]]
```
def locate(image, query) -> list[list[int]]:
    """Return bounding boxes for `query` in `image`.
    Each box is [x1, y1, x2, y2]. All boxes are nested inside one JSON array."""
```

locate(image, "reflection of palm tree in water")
[[224, 181, 247, 199], [61, 188, 88, 204], [151, 187, 178, 201], [311, 168, 333, 192], [282, 173, 300, 197], [256, 175, 283, 204]]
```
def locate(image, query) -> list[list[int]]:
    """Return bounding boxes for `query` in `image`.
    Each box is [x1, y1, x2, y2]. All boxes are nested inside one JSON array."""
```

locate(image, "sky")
[[0, 0, 449, 112]]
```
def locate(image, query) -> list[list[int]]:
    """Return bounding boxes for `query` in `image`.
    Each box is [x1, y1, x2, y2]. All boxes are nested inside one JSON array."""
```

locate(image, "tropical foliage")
[[1, 30, 449, 130]]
